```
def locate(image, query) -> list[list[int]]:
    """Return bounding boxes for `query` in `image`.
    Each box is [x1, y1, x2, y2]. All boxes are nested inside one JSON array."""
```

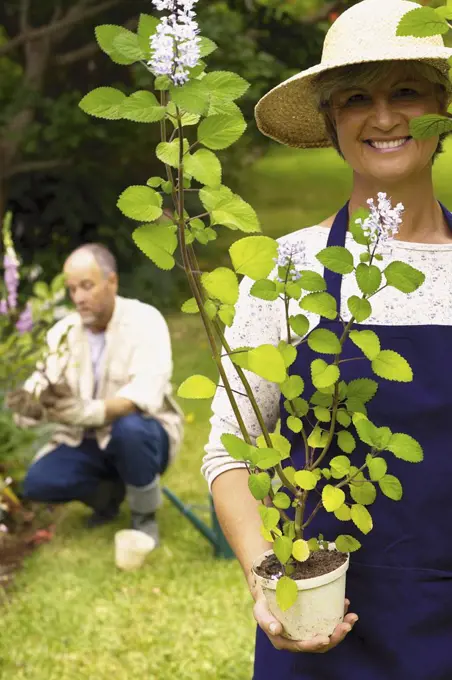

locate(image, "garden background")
[[0, 0, 451, 678]]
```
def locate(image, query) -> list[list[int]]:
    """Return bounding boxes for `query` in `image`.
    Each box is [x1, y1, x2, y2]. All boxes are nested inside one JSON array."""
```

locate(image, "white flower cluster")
[[356, 192, 404, 246], [274, 241, 306, 282], [150, 0, 201, 86]]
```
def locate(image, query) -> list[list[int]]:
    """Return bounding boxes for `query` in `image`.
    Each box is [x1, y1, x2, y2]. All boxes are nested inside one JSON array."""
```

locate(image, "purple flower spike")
[[16, 303, 33, 334], [0, 299, 7, 315], [4, 252, 19, 310]]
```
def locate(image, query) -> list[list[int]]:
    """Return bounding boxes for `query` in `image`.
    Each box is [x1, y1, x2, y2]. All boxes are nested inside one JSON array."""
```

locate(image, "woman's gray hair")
[[313, 60, 452, 161], [70, 243, 117, 277]]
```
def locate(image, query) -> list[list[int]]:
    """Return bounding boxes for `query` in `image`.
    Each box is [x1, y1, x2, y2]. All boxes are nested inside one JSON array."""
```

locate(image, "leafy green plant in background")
[[79, 0, 435, 611]]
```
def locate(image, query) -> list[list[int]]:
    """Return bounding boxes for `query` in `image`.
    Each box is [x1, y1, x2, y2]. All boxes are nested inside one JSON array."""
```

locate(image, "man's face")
[[63, 252, 118, 330]]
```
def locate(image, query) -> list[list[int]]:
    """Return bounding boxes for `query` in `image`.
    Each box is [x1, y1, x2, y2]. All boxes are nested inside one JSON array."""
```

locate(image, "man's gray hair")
[[70, 243, 117, 276]]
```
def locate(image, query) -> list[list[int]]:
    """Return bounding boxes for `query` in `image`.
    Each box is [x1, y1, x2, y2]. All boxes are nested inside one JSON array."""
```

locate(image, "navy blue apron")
[[253, 204, 452, 679]]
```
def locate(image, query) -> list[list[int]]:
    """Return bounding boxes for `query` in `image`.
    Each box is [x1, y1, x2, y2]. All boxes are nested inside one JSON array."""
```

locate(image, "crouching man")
[[8, 243, 183, 546]]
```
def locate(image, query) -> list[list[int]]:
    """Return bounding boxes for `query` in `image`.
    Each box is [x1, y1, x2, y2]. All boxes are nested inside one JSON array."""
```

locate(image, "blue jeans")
[[22, 414, 169, 505]]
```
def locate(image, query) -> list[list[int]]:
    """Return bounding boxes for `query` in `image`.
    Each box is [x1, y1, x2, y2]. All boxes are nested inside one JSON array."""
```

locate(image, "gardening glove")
[[6, 388, 46, 421], [251, 575, 358, 654], [46, 395, 106, 428]]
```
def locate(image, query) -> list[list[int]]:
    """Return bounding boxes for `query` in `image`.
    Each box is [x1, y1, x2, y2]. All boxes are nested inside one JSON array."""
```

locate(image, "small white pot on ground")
[[252, 549, 350, 641], [115, 529, 157, 571]]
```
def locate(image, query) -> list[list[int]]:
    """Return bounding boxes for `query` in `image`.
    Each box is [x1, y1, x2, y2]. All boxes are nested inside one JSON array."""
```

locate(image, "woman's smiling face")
[[331, 63, 443, 184]]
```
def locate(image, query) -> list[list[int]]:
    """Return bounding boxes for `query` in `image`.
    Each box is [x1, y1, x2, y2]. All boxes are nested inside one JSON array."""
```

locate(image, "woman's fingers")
[[254, 595, 358, 654]]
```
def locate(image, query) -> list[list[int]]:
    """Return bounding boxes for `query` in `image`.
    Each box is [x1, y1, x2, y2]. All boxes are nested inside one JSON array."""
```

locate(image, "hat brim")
[[255, 47, 452, 149]]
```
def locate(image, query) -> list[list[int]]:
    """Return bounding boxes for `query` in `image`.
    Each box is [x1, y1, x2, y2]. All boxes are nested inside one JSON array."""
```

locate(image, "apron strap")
[[324, 202, 349, 309], [325, 201, 452, 311]]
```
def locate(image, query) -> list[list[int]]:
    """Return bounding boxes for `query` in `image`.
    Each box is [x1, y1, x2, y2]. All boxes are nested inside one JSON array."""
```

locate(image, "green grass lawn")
[[1, 141, 451, 680]]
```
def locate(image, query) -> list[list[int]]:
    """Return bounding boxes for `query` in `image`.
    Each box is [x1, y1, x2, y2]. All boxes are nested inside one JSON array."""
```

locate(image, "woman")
[[202, 0, 452, 677]]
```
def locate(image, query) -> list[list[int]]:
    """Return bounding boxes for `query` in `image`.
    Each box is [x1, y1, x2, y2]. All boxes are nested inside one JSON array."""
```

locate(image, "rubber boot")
[[85, 478, 125, 528], [126, 476, 162, 546]]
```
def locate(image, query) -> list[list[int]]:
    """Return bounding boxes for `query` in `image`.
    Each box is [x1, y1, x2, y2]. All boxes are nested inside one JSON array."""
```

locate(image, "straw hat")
[[254, 0, 452, 149]]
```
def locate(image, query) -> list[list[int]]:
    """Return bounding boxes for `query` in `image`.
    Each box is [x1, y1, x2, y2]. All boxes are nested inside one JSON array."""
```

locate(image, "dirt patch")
[[0, 503, 57, 600], [255, 549, 347, 581]]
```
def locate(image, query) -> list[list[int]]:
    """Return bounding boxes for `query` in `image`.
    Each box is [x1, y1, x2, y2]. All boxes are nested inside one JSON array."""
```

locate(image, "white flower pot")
[[114, 529, 157, 571], [252, 548, 350, 641]]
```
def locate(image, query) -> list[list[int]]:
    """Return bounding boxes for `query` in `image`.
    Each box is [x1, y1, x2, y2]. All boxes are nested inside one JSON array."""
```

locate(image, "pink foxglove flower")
[[16, 303, 33, 334], [150, 0, 201, 86], [3, 251, 19, 310]]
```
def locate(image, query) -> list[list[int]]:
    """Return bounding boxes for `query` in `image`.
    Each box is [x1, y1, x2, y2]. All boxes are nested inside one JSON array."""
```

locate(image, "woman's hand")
[[252, 579, 358, 653]]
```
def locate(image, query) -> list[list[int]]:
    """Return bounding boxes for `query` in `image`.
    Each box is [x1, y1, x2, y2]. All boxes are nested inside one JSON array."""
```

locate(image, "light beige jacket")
[[23, 296, 184, 462]]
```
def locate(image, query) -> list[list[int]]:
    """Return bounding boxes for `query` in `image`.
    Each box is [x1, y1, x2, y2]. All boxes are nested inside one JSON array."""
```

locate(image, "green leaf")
[[397, 6, 448, 37], [198, 113, 246, 150], [314, 406, 330, 423], [292, 539, 310, 562], [330, 455, 351, 478], [265, 433, 291, 459], [355, 263, 382, 296], [211, 195, 260, 233], [349, 481, 376, 506], [156, 138, 189, 168], [248, 345, 287, 383], [155, 75, 171, 91], [311, 359, 340, 390], [198, 36, 218, 57], [118, 186, 163, 222], [349, 330, 381, 360], [294, 470, 317, 490], [273, 492, 291, 510], [79, 87, 126, 120], [347, 378, 378, 403], [137, 14, 159, 57], [336, 410, 352, 427], [334, 505, 351, 521], [221, 433, 252, 461], [132, 224, 177, 270], [284, 398, 309, 418], [317, 246, 354, 274], [177, 374, 216, 399], [204, 299, 217, 320], [218, 304, 235, 327], [147, 176, 163, 188], [95, 25, 138, 65], [113, 30, 145, 62], [251, 447, 282, 470], [410, 114, 452, 140], [248, 472, 271, 500], [259, 506, 280, 531], [121, 91, 166, 123], [348, 296, 372, 322], [181, 297, 199, 314], [169, 79, 210, 116], [201, 267, 239, 305], [337, 430, 356, 454], [310, 390, 333, 407], [300, 292, 337, 320], [166, 101, 200, 127], [250, 279, 279, 301], [379, 474, 403, 501], [349, 208, 370, 246], [386, 433, 423, 463], [273, 536, 293, 564], [335, 534, 361, 553], [278, 341, 296, 368], [185, 149, 222, 187], [276, 576, 298, 612], [372, 350, 413, 382], [229, 236, 277, 279], [384, 261, 425, 293], [289, 314, 309, 338], [308, 328, 341, 355], [299, 271, 327, 292], [281, 375, 304, 400], [201, 71, 249, 101], [351, 504, 373, 535], [322, 485, 345, 512], [367, 457, 387, 482], [229, 347, 250, 370]]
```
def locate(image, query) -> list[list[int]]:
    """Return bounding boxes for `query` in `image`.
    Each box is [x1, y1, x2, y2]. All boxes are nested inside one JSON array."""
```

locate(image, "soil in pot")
[[255, 549, 347, 580]]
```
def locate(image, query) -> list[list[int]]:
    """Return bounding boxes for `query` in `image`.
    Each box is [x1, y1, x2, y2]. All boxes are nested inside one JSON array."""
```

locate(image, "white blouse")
[[202, 224, 452, 490]]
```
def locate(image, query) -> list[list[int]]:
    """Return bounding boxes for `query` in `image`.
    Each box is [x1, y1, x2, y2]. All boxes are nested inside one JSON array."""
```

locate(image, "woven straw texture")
[[254, 0, 452, 149]]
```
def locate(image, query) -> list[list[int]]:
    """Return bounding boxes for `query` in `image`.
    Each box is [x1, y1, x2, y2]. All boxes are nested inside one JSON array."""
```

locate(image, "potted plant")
[[77, 0, 445, 641]]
